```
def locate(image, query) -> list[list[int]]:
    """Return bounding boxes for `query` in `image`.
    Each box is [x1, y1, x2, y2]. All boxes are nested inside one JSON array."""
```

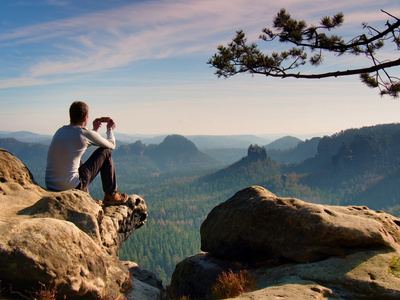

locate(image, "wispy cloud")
[[0, 0, 393, 88], [0, 77, 54, 89]]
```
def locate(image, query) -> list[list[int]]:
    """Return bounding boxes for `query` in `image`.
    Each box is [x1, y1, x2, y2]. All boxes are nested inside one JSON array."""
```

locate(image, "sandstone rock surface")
[[123, 261, 165, 300], [170, 186, 400, 299], [201, 185, 400, 263], [0, 148, 158, 299]]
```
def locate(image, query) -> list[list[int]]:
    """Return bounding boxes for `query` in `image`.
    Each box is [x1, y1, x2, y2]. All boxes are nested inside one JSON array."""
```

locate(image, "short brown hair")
[[69, 101, 89, 124]]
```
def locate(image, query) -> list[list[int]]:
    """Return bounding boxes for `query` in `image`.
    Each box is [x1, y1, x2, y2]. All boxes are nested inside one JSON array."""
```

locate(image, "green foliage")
[[119, 217, 202, 285], [360, 73, 379, 88]]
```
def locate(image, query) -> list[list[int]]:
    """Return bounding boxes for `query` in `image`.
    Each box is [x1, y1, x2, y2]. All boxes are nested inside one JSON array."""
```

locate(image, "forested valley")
[[2, 123, 400, 284]]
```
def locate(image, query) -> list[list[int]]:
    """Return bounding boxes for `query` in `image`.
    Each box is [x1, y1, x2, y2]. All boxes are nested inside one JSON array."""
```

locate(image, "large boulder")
[[200, 185, 400, 263], [0, 148, 152, 299], [169, 186, 400, 299]]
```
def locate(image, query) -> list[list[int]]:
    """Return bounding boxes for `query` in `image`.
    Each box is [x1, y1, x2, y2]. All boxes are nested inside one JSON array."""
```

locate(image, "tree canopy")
[[208, 9, 400, 98]]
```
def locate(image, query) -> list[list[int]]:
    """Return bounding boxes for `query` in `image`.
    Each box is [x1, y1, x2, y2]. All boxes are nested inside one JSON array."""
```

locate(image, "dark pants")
[[76, 148, 117, 195]]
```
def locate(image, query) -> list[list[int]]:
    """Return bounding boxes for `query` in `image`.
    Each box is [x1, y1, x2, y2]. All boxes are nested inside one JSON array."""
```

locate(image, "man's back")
[[45, 124, 89, 191]]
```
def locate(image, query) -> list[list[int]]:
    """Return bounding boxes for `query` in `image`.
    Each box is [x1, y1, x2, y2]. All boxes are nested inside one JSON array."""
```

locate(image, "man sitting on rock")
[[45, 101, 127, 205]]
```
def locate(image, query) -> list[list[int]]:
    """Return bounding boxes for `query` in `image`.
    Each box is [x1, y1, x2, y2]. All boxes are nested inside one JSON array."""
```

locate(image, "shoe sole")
[[103, 198, 128, 206]]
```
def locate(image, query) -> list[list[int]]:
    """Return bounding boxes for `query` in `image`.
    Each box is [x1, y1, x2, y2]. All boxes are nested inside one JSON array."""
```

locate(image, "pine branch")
[[209, 9, 400, 98], [258, 58, 400, 79]]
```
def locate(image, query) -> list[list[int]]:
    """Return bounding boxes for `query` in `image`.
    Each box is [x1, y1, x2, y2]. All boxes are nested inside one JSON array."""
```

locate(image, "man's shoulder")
[[56, 124, 82, 131], [52, 125, 85, 139], [81, 127, 98, 136], [81, 127, 104, 142]]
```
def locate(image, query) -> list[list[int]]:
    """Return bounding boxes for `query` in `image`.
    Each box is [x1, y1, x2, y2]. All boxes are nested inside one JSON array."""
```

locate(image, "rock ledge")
[[0, 148, 162, 299]]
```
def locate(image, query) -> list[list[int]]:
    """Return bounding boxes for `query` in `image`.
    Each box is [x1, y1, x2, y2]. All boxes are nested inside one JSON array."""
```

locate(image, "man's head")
[[69, 101, 89, 125]]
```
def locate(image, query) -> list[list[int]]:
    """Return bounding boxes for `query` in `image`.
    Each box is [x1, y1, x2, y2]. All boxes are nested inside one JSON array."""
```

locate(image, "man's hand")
[[93, 118, 102, 132], [107, 118, 116, 131]]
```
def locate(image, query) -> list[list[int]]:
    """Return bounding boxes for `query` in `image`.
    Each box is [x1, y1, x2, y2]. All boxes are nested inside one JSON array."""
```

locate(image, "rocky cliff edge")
[[0, 148, 163, 299]]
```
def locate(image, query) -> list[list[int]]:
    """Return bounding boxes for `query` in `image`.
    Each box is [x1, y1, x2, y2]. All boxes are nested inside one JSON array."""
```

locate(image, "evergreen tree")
[[209, 9, 400, 97]]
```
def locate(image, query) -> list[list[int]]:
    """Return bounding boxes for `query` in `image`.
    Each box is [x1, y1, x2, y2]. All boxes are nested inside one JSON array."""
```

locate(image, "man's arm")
[[84, 118, 117, 149], [84, 129, 115, 149]]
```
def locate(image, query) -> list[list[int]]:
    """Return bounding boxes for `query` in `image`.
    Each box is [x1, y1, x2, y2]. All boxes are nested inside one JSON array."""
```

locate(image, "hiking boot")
[[103, 191, 128, 206]]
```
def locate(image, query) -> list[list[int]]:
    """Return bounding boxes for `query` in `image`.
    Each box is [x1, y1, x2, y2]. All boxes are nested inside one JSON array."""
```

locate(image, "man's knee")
[[99, 148, 114, 165], [96, 147, 112, 158], [102, 148, 112, 157]]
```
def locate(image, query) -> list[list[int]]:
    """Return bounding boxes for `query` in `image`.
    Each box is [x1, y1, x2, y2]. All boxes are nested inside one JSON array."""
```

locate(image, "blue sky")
[[1, 0, 399, 137]]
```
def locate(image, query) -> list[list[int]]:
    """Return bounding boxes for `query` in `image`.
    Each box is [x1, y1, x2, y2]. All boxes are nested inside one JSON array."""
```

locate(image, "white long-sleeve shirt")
[[45, 124, 115, 191]]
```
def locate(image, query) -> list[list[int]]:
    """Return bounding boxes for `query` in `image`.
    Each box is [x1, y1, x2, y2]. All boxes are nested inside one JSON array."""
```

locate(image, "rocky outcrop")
[[169, 186, 400, 299], [123, 261, 165, 300], [247, 144, 267, 160], [201, 186, 400, 263], [0, 148, 162, 299]]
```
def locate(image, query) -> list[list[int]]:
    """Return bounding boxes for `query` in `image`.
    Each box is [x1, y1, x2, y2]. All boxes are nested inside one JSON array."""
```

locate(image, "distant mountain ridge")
[[146, 135, 219, 172], [0, 134, 222, 186], [266, 137, 321, 163], [197, 122, 400, 211], [0, 131, 52, 144], [200, 144, 280, 188], [4, 123, 400, 211], [265, 135, 302, 150], [0, 131, 285, 165], [115, 134, 221, 173], [187, 134, 269, 149]]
